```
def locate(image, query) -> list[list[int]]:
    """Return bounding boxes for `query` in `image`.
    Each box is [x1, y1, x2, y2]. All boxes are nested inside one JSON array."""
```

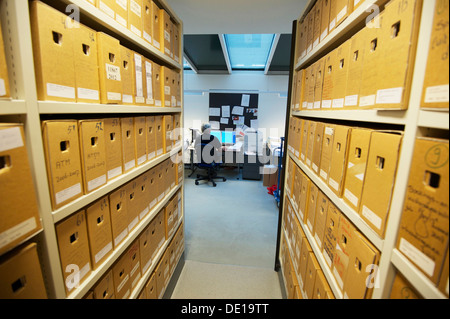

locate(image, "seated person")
[[194, 123, 222, 164]]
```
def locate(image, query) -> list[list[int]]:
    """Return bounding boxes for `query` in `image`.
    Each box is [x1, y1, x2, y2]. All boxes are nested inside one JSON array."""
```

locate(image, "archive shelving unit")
[[0, 0, 185, 299], [277, 0, 449, 299]]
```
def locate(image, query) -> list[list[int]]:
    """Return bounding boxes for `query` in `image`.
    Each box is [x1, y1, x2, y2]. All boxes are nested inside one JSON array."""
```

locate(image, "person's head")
[[201, 123, 211, 134]]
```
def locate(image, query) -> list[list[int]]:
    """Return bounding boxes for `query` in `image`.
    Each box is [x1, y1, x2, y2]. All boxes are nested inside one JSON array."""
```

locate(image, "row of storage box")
[[292, 0, 448, 111], [42, 115, 182, 210], [29, 1, 181, 106], [88, 0, 181, 62], [287, 117, 403, 238], [284, 162, 380, 299], [56, 182, 182, 297]]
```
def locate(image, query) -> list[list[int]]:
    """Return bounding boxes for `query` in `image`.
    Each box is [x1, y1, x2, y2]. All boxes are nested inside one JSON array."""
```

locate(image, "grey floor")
[[171, 166, 283, 299]]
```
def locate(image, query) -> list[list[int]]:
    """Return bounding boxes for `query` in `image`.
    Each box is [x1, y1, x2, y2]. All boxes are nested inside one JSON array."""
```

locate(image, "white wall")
[[182, 71, 289, 144]]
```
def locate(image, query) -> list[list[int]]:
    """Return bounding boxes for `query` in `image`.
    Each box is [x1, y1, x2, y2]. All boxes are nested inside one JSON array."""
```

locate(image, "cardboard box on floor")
[[112, 250, 131, 299], [86, 196, 113, 269], [97, 32, 122, 104], [30, 0, 76, 102], [389, 272, 422, 299], [342, 127, 372, 212], [421, 0, 449, 109], [344, 27, 366, 109], [328, 124, 351, 196], [109, 185, 129, 248], [41, 120, 83, 209], [55, 210, 91, 295], [128, 0, 143, 37], [121, 117, 136, 173], [311, 122, 325, 174], [93, 270, 115, 299], [331, 39, 350, 109], [78, 119, 107, 193], [321, 50, 335, 109], [396, 137, 449, 285], [120, 46, 135, 105], [73, 24, 100, 103], [0, 124, 42, 255], [319, 124, 335, 182], [322, 201, 341, 268], [103, 118, 123, 181], [0, 243, 47, 299], [359, 131, 403, 237], [375, 0, 423, 110], [0, 18, 10, 98]]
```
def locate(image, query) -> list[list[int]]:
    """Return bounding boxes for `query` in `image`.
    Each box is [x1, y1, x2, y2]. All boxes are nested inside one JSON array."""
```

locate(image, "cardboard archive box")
[[133, 52, 146, 105], [55, 210, 92, 295], [311, 122, 325, 174], [136, 171, 150, 220], [147, 166, 158, 211], [173, 22, 181, 63], [306, 64, 316, 109], [152, 62, 163, 106], [41, 120, 83, 209], [321, 50, 335, 109], [295, 70, 306, 111], [294, 119, 305, 159], [344, 28, 366, 108], [121, 117, 137, 173], [97, 0, 117, 20], [335, 0, 353, 27], [128, 240, 141, 290], [319, 124, 335, 182], [299, 19, 309, 62], [313, 270, 334, 299], [163, 114, 173, 153], [285, 158, 295, 198], [375, 0, 423, 110], [313, 0, 323, 49], [97, 32, 122, 104], [0, 18, 10, 98], [112, 250, 131, 299], [291, 162, 303, 212], [331, 39, 350, 109], [72, 24, 100, 103], [0, 124, 42, 255], [306, 10, 315, 55], [142, 0, 154, 44], [0, 243, 47, 299], [322, 201, 341, 268], [143, 57, 155, 105], [421, 0, 449, 109], [85, 196, 113, 269], [328, 0, 338, 33], [159, 9, 172, 57], [104, 118, 123, 181], [328, 124, 351, 196], [359, 131, 403, 237], [305, 120, 317, 168], [161, 67, 173, 107], [439, 249, 449, 296], [396, 137, 449, 285], [155, 249, 170, 298], [125, 179, 139, 233], [30, 0, 76, 102], [139, 221, 155, 275], [109, 186, 129, 248], [299, 234, 313, 290], [313, 190, 330, 250], [120, 46, 135, 104], [151, 1, 161, 50], [342, 127, 372, 212], [114, 0, 128, 28], [306, 183, 319, 234], [134, 116, 147, 166], [287, 117, 295, 154], [128, 0, 143, 37], [320, 0, 331, 42], [145, 272, 157, 299], [146, 116, 157, 161], [299, 172, 311, 223], [389, 272, 422, 299], [78, 119, 107, 193], [300, 120, 310, 163], [93, 270, 115, 299], [304, 252, 322, 299], [314, 58, 326, 109]]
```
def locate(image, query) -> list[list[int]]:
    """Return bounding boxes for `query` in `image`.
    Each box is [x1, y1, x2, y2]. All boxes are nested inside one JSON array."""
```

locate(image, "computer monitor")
[[210, 130, 222, 143], [222, 131, 236, 145]]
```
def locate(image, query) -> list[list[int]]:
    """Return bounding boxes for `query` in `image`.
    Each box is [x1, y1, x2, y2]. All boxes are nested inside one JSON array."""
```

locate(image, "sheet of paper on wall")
[[210, 121, 220, 129], [209, 108, 221, 116], [221, 105, 230, 117], [241, 94, 250, 107], [220, 118, 229, 124], [250, 119, 258, 129], [232, 106, 244, 116], [233, 116, 245, 125]]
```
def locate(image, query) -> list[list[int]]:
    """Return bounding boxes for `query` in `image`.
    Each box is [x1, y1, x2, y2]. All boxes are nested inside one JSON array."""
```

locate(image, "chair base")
[[195, 169, 226, 187]]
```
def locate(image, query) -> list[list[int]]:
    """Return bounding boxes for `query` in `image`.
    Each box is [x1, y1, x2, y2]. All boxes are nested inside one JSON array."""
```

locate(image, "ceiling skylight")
[[224, 34, 275, 70]]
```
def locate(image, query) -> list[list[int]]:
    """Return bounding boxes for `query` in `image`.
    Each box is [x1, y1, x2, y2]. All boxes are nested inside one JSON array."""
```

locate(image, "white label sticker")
[[47, 83, 75, 99], [0, 79, 6, 96], [321, 100, 332, 108], [55, 183, 82, 205], [362, 205, 382, 229], [107, 92, 121, 101], [345, 94, 358, 106], [134, 54, 143, 98], [125, 159, 135, 171], [425, 85, 449, 103], [145, 61, 153, 100], [95, 242, 113, 264], [115, 13, 127, 27], [116, 0, 127, 11], [376, 87, 403, 104], [99, 1, 115, 18], [137, 154, 146, 165], [114, 228, 128, 247], [87, 174, 106, 191], [131, 24, 141, 37], [122, 94, 133, 104], [329, 18, 336, 30], [359, 94, 376, 107], [105, 63, 121, 81], [153, 39, 161, 49], [320, 28, 328, 42], [320, 169, 328, 180], [0, 127, 23, 152], [130, 0, 141, 17], [314, 101, 321, 109], [143, 31, 152, 43], [399, 238, 435, 277], [332, 98, 344, 108], [344, 188, 358, 207], [312, 163, 318, 173], [77, 87, 99, 101], [107, 166, 122, 180], [337, 5, 348, 22], [328, 177, 339, 191], [164, 30, 171, 42], [355, 173, 364, 181], [0, 217, 37, 250]]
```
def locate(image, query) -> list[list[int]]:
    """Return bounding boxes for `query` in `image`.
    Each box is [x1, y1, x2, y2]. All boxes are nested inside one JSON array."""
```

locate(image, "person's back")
[[194, 124, 221, 164]]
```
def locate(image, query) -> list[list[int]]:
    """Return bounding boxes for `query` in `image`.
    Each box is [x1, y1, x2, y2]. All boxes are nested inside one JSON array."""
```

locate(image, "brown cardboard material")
[[0, 124, 42, 255], [331, 39, 350, 109], [112, 251, 131, 299], [125, 179, 139, 233], [41, 120, 83, 209], [146, 116, 157, 161], [30, 0, 76, 102], [313, 0, 323, 49], [115, 0, 128, 28], [300, 120, 310, 163], [299, 19, 309, 61], [155, 250, 170, 298], [320, 0, 331, 42], [299, 234, 312, 290], [139, 223, 153, 275], [291, 162, 303, 213], [304, 252, 321, 299], [73, 24, 100, 103], [136, 171, 150, 220], [128, 0, 143, 37], [173, 22, 181, 63], [161, 67, 173, 107], [153, 62, 163, 106], [78, 119, 107, 193], [97, 32, 122, 104], [421, 0, 449, 109], [104, 118, 123, 181], [299, 172, 311, 223], [313, 270, 333, 299], [133, 52, 146, 105], [322, 201, 341, 268], [128, 240, 141, 289], [306, 183, 319, 234], [311, 122, 325, 174], [389, 272, 422, 299], [0, 243, 47, 299], [319, 124, 335, 182], [143, 57, 155, 105], [335, 0, 353, 27], [142, 0, 154, 45], [152, 1, 162, 50], [359, 131, 403, 237], [145, 272, 157, 299], [342, 230, 379, 299], [321, 51, 335, 109], [294, 20, 302, 64], [342, 128, 372, 212], [134, 116, 147, 166], [160, 9, 172, 57], [344, 28, 366, 109], [285, 158, 295, 198], [121, 117, 136, 173], [55, 210, 91, 295], [120, 46, 135, 105], [332, 214, 355, 290], [147, 166, 158, 211], [314, 190, 329, 250], [163, 115, 174, 153], [375, 0, 423, 110], [0, 19, 10, 98], [109, 186, 129, 248], [306, 64, 316, 109], [97, 0, 116, 19], [328, 125, 351, 196], [328, 0, 338, 33], [396, 137, 449, 285], [155, 162, 165, 202], [438, 249, 449, 297], [86, 196, 113, 269], [295, 70, 306, 111], [294, 119, 304, 159], [93, 270, 115, 299], [314, 58, 326, 109], [306, 121, 317, 168]]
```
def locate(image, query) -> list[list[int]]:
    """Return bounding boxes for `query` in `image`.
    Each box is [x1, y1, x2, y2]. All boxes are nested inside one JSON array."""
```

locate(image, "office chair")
[[194, 142, 226, 187]]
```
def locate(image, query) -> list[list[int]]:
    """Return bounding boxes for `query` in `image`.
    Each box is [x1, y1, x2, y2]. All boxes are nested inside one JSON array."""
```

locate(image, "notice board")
[[209, 93, 259, 131]]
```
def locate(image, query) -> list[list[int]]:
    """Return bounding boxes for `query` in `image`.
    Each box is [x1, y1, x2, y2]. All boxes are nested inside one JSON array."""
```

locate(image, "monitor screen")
[[210, 130, 222, 143], [222, 131, 236, 144]]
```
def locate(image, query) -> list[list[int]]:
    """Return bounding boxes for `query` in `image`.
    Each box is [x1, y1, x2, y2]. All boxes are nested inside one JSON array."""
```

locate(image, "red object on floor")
[[267, 184, 277, 195]]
